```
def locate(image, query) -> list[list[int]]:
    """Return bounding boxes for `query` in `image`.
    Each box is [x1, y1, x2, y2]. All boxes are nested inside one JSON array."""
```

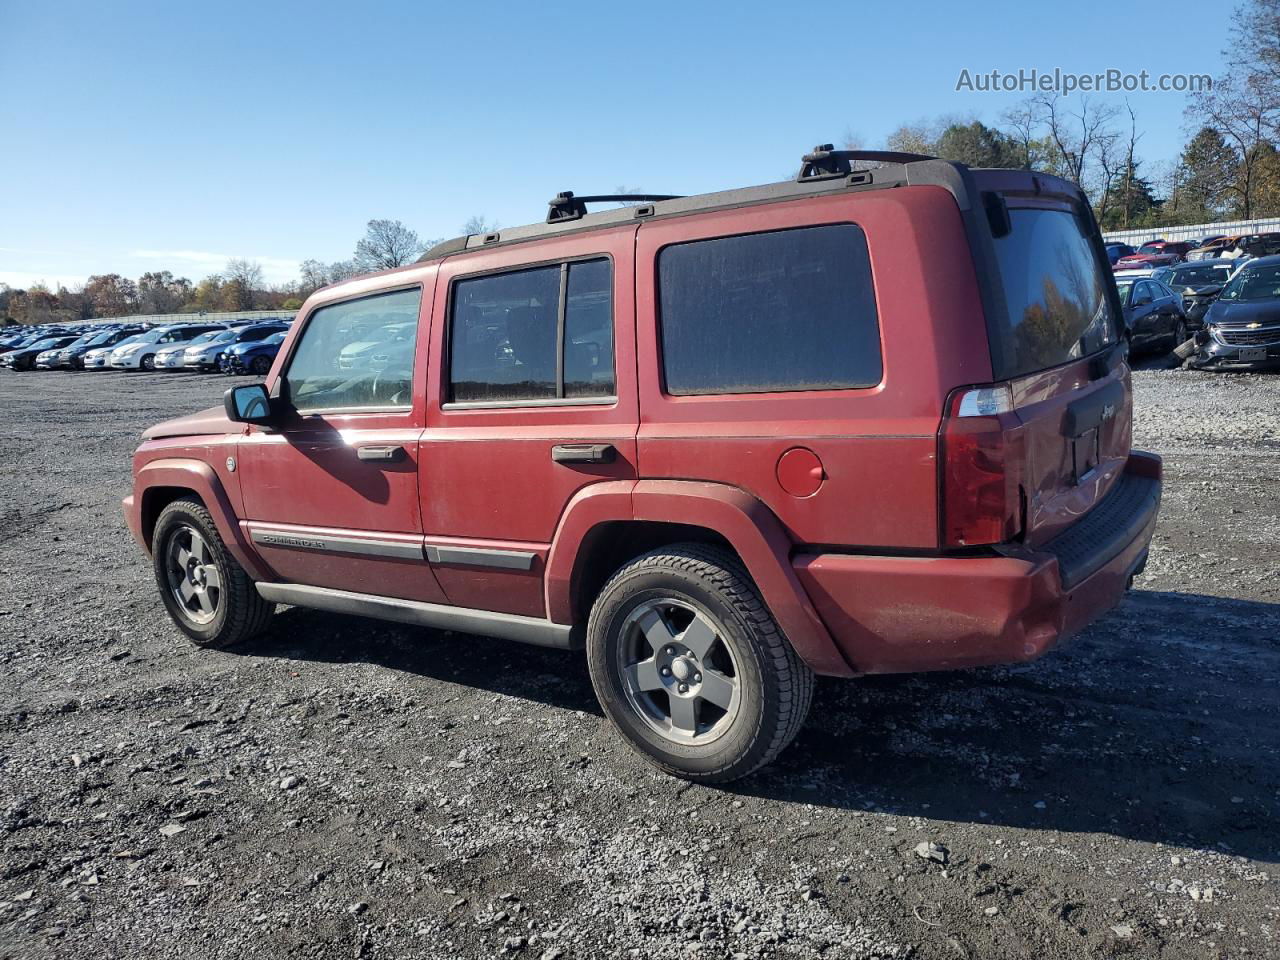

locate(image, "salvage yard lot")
[[0, 367, 1278, 960]]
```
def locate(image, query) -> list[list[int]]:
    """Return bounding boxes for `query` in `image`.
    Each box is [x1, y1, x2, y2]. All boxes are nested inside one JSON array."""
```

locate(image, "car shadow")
[[234, 588, 1280, 862]]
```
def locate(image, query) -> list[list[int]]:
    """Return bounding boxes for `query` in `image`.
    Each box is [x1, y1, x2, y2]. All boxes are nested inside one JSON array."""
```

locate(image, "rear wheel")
[[152, 498, 274, 648], [586, 544, 814, 782], [1171, 318, 1189, 351]]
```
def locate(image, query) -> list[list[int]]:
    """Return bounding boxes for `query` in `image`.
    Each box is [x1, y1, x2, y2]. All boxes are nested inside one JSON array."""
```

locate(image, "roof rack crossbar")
[[547, 191, 683, 224], [797, 144, 937, 182]]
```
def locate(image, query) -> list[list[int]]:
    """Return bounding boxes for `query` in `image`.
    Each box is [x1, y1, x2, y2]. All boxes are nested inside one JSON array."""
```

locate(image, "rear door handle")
[[357, 445, 406, 462], [551, 443, 616, 465]]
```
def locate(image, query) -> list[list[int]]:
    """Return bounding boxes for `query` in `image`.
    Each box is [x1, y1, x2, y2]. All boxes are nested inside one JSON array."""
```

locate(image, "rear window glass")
[[657, 225, 881, 395], [990, 209, 1117, 379]]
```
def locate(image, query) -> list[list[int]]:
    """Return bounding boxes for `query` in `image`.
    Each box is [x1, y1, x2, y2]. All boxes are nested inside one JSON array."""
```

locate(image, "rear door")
[[977, 185, 1130, 547], [418, 226, 639, 618]]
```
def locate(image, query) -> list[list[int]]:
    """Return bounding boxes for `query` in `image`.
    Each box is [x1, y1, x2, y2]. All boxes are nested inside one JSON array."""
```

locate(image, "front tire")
[[141, 354, 155, 371], [586, 544, 814, 782], [250, 355, 271, 375], [152, 497, 274, 648]]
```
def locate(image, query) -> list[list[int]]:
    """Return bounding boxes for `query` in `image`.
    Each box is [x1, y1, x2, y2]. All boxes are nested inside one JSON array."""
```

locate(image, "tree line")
[[854, 0, 1280, 231], [0, 216, 493, 326]]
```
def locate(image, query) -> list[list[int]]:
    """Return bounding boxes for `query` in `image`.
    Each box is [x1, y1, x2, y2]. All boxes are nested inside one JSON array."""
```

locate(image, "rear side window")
[[657, 225, 881, 395], [449, 258, 615, 403], [990, 208, 1117, 379], [284, 287, 421, 412]]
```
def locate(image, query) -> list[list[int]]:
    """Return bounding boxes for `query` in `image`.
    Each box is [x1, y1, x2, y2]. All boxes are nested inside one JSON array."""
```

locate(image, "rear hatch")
[[944, 172, 1130, 550]]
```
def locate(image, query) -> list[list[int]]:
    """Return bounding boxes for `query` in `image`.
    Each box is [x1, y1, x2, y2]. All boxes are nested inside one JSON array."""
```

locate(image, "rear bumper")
[[793, 452, 1162, 675]]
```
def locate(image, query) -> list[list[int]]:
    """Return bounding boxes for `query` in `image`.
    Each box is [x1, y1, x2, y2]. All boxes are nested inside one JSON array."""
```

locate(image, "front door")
[[238, 280, 447, 604], [418, 226, 640, 618]]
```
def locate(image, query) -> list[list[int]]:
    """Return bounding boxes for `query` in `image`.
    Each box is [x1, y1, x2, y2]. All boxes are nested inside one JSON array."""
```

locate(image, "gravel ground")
[[0, 364, 1277, 960]]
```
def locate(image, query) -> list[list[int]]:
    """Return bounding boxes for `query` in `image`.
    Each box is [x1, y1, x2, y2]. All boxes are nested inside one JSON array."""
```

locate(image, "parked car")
[[154, 329, 230, 370], [1115, 240, 1191, 270], [109, 324, 225, 370], [223, 331, 287, 376], [1113, 276, 1188, 353], [185, 322, 288, 372], [1150, 260, 1240, 331], [1104, 242, 1135, 265], [1190, 254, 1280, 370], [54, 326, 142, 369], [2, 335, 79, 371], [124, 149, 1161, 782]]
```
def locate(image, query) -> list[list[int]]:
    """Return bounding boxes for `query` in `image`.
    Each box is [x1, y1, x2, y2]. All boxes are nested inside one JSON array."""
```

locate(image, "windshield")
[[1217, 263, 1280, 301], [87, 331, 119, 346], [130, 329, 165, 344], [1137, 243, 1164, 254], [1169, 264, 1233, 286], [31, 337, 67, 349], [989, 208, 1118, 378], [186, 330, 225, 345]]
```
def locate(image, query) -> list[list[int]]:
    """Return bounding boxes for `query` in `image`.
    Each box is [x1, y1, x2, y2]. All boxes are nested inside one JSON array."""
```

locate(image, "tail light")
[[939, 384, 1022, 548]]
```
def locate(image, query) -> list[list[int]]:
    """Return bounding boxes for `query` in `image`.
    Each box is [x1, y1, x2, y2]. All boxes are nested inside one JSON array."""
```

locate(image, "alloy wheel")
[[615, 598, 742, 745], [164, 524, 221, 624]]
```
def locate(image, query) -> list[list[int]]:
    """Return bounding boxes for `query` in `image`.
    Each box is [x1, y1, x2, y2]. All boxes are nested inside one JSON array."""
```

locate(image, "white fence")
[[82, 309, 298, 326], [1102, 218, 1280, 245]]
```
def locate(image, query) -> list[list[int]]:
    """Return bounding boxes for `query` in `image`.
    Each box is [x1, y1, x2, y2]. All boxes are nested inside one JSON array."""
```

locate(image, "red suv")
[[124, 147, 1162, 782]]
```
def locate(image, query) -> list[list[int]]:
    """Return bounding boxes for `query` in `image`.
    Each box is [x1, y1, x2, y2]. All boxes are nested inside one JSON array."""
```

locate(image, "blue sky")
[[0, 0, 1232, 290]]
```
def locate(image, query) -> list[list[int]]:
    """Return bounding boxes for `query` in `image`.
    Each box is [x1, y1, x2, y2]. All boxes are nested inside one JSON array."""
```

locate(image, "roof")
[[415, 150, 1013, 264]]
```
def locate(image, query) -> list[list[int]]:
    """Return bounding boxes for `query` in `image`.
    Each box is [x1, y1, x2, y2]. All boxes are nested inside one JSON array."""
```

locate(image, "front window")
[[1217, 263, 1280, 301], [989, 208, 1117, 379], [284, 288, 422, 411]]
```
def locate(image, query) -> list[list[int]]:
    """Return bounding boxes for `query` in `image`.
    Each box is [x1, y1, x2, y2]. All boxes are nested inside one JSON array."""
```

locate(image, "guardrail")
[[1102, 218, 1280, 245]]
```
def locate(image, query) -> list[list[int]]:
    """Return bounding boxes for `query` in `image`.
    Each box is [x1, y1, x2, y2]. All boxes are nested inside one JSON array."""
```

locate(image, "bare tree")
[[1000, 100, 1046, 169], [224, 259, 264, 291], [461, 215, 499, 234], [1188, 74, 1272, 218], [354, 219, 425, 271], [1031, 94, 1121, 188]]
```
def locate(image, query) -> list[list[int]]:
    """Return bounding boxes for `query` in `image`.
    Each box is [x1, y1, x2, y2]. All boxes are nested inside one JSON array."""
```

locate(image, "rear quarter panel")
[[634, 186, 991, 550]]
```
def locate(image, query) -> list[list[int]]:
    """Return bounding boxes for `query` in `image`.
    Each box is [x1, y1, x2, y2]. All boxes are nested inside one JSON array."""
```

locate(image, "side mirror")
[[224, 383, 274, 424]]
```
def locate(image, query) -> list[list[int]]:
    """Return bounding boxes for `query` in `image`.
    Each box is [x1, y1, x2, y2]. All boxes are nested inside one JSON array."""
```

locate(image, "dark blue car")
[[223, 330, 287, 375]]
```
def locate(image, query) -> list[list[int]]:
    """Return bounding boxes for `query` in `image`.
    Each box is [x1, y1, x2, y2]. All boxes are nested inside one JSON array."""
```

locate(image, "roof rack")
[[796, 144, 936, 182], [547, 190, 683, 224]]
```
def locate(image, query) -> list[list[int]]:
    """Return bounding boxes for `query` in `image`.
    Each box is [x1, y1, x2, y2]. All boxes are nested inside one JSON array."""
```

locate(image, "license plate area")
[[1239, 346, 1267, 361], [1072, 427, 1100, 484]]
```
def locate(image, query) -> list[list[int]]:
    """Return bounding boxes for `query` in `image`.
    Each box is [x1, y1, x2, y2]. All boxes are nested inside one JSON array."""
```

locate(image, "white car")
[[109, 325, 220, 370], [153, 342, 193, 370]]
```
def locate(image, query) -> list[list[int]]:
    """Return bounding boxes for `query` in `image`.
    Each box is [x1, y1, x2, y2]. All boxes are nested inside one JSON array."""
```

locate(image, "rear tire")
[[152, 497, 274, 649], [586, 543, 814, 782]]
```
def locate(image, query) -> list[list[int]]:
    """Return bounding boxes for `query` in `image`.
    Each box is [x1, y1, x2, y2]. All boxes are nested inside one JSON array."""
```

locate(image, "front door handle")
[[551, 443, 616, 465], [357, 445, 405, 462]]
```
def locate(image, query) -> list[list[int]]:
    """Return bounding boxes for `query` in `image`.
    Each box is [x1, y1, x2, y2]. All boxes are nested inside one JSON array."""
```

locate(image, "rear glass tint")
[[658, 225, 881, 395], [990, 209, 1117, 379]]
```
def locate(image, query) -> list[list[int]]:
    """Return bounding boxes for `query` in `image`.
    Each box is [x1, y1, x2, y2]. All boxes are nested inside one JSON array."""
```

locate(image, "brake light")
[[939, 384, 1021, 548]]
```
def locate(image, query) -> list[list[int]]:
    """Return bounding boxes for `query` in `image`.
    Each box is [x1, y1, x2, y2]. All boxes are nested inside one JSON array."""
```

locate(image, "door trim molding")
[[248, 525, 425, 561], [254, 582, 576, 649], [424, 544, 537, 571]]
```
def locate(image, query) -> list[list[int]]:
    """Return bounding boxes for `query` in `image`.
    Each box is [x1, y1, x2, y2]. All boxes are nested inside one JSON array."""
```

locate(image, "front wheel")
[[586, 544, 814, 782], [250, 355, 271, 375], [1171, 318, 1189, 351], [152, 497, 275, 648], [141, 354, 155, 371]]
